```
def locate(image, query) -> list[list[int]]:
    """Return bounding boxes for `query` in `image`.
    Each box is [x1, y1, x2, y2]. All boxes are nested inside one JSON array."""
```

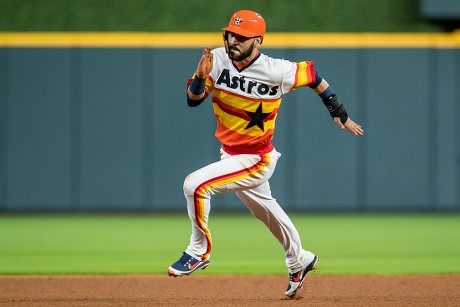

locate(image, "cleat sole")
[[167, 260, 210, 277]]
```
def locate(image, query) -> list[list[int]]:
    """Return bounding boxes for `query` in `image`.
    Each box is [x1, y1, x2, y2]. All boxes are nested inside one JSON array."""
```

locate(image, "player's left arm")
[[310, 72, 364, 136]]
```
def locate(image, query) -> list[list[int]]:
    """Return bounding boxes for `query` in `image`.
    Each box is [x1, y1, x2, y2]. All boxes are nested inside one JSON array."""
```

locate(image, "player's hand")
[[196, 47, 214, 78], [334, 117, 364, 136]]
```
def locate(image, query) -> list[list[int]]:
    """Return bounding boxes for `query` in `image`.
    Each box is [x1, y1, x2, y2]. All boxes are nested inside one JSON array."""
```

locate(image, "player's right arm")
[[187, 47, 214, 106]]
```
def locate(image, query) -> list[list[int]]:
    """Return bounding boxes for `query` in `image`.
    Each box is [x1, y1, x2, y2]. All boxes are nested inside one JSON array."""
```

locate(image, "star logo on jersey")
[[244, 103, 271, 131], [235, 17, 243, 26]]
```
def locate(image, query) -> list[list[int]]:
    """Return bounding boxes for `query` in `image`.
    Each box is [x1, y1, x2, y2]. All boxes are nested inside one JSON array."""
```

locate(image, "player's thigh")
[[184, 154, 265, 196]]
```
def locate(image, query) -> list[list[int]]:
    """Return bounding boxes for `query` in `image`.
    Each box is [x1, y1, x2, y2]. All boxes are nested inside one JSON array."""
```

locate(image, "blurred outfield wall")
[[0, 32, 459, 212], [0, 0, 444, 32]]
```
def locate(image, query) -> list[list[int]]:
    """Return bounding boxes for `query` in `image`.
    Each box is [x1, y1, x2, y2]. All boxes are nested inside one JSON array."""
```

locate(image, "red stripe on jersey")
[[213, 97, 251, 121], [213, 96, 279, 122], [306, 61, 315, 86]]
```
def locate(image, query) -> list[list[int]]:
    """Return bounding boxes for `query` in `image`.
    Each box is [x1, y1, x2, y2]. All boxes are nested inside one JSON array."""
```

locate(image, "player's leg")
[[235, 182, 318, 297], [235, 182, 316, 273], [169, 151, 273, 277]]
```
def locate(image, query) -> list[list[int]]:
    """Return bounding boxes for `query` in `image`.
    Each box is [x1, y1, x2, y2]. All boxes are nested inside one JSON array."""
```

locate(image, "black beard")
[[228, 42, 255, 61]]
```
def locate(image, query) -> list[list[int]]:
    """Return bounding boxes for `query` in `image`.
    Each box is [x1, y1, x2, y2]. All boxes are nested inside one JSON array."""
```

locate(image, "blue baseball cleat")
[[168, 252, 210, 277], [285, 255, 319, 298]]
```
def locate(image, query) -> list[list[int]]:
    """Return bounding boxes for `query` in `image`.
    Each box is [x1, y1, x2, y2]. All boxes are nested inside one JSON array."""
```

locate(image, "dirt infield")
[[1, 274, 459, 306]]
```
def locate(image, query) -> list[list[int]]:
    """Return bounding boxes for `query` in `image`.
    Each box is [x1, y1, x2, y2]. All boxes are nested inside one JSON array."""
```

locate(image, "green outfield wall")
[[0, 33, 459, 212]]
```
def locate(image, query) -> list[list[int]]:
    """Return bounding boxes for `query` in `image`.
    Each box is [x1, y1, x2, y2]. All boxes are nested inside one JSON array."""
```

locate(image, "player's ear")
[[254, 36, 263, 47]]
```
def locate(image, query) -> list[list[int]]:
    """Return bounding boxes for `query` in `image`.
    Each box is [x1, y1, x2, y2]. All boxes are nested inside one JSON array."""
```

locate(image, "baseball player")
[[168, 10, 364, 298]]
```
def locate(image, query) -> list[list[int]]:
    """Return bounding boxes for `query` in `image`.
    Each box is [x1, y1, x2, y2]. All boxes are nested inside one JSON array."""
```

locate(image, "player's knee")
[[183, 173, 201, 197]]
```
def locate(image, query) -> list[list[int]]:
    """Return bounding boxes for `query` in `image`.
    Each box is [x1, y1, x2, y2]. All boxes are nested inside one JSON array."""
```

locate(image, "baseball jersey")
[[190, 47, 317, 155]]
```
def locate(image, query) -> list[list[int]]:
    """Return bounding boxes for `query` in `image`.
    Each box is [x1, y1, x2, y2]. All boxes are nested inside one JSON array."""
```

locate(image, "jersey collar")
[[231, 51, 261, 72]]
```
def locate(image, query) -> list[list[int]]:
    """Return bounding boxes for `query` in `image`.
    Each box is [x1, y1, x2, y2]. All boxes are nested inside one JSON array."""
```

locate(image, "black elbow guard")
[[322, 94, 348, 124]]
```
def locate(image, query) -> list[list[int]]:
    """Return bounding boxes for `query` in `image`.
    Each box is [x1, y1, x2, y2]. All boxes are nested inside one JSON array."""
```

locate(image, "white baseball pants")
[[183, 148, 315, 273]]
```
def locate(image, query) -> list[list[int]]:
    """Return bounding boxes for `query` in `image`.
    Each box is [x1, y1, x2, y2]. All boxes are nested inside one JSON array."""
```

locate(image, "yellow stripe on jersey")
[[214, 106, 277, 137], [214, 89, 280, 113], [292, 61, 316, 90]]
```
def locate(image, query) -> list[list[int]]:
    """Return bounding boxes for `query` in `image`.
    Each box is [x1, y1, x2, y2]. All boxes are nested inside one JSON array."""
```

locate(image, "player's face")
[[226, 32, 258, 62]]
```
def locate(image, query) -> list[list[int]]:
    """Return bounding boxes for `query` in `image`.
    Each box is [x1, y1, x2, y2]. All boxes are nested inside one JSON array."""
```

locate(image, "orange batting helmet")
[[223, 10, 266, 38]]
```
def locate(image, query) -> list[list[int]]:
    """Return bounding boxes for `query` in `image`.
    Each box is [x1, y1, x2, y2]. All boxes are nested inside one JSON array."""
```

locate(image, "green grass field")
[[0, 213, 459, 275]]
